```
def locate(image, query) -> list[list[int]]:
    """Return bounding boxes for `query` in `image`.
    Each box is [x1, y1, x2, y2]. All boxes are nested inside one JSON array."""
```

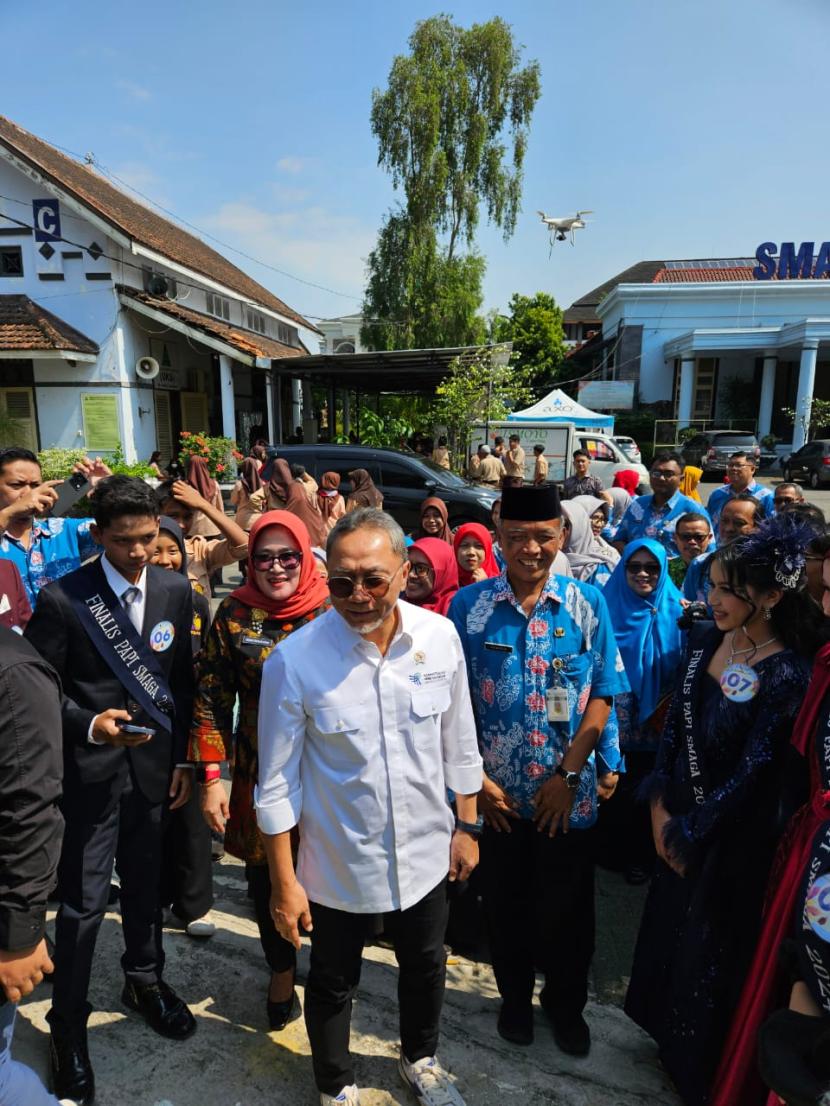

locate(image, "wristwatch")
[[455, 816, 484, 837], [555, 765, 580, 791]]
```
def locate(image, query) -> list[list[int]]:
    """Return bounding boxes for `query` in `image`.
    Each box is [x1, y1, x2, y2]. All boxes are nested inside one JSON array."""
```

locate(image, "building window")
[[205, 292, 231, 321], [0, 246, 23, 277], [277, 321, 299, 347], [246, 307, 266, 334]]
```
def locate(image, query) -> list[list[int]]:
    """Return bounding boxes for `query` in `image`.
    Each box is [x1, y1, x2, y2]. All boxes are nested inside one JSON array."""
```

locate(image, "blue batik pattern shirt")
[[706, 480, 774, 537], [448, 571, 628, 827], [614, 490, 710, 558], [0, 518, 100, 607]]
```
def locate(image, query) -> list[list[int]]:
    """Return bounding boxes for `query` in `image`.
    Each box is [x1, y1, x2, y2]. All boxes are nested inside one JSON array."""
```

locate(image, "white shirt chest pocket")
[[410, 683, 452, 724], [310, 704, 371, 766]]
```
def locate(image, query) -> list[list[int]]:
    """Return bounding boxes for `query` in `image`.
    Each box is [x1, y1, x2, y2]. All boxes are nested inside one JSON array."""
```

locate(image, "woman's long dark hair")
[[712, 518, 828, 658]]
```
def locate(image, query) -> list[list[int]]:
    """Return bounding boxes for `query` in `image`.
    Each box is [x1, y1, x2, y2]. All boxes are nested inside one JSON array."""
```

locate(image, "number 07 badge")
[[719, 662, 759, 702]]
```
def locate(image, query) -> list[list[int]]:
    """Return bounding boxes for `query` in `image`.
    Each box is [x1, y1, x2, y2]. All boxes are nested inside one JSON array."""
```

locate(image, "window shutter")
[[180, 391, 209, 433], [0, 388, 38, 451], [154, 390, 174, 463]]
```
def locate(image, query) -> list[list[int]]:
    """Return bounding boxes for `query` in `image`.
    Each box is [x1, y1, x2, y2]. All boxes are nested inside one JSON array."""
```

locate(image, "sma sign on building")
[[753, 241, 830, 280]]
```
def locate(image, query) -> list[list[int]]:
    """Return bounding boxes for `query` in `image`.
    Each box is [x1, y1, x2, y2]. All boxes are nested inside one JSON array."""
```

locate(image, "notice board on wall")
[[82, 393, 121, 451]]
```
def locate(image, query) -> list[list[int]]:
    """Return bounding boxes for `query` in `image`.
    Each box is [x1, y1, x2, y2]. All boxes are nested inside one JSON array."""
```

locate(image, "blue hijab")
[[602, 537, 684, 724]]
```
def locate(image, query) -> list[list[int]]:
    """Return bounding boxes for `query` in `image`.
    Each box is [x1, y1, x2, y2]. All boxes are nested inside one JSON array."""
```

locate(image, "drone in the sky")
[[538, 209, 593, 249]]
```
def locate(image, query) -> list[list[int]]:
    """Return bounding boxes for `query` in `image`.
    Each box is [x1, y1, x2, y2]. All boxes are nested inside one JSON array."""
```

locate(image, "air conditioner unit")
[[135, 356, 160, 381], [144, 271, 178, 299]]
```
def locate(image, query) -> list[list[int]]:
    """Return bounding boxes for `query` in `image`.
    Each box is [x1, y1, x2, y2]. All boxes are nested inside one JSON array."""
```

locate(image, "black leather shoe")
[[539, 989, 591, 1056], [497, 1001, 534, 1046], [50, 1027, 95, 1105], [267, 989, 301, 1031], [122, 980, 196, 1039]]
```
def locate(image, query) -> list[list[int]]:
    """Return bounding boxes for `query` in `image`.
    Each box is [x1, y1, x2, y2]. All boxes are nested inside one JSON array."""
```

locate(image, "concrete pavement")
[[13, 855, 678, 1106]]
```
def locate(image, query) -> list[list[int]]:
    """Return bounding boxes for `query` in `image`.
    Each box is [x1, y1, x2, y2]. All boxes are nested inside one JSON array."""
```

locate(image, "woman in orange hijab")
[[190, 511, 329, 1031]]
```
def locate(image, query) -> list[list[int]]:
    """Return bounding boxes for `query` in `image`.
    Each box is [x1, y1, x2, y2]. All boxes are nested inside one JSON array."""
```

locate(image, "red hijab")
[[409, 537, 459, 616], [230, 510, 329, 619], [453, 522, 500, 586], [187, 456, 218, 499], [612, 469, 640, 495], [416, 496, 453, 543]]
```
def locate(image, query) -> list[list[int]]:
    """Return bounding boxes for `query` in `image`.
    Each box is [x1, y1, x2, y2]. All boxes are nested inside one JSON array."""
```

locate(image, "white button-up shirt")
[[255, 600, 483, 913], [101, 554, 147, 633]]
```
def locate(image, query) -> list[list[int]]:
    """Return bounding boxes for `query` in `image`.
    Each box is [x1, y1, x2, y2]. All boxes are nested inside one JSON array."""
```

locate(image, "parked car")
[[781, 439, 830, 489], [269, 444, 499, 531], [680, 430, 761, 478], [612, 435, 642, 464]]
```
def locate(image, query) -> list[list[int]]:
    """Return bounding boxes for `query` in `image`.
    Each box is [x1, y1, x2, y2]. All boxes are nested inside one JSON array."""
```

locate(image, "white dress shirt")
[[255, 600, 483, 914], [101, 554, 147, 632], [87, 556, 148, 744]]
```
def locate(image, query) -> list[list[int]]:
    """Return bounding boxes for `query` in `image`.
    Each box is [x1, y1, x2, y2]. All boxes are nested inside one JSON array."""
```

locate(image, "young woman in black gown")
[[625, 514, 826, 1106]]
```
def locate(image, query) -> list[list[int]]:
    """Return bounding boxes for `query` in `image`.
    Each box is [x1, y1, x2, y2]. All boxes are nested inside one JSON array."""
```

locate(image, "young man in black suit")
[[25, 476, 196, 1106]]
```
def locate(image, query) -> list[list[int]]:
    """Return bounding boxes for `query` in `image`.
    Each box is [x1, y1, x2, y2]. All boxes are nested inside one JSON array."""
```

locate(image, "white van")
[[469, 421, 649, 486]]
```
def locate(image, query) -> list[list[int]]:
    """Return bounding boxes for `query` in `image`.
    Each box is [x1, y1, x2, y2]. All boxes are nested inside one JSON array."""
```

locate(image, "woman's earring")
[[763, 606, 772, 621]]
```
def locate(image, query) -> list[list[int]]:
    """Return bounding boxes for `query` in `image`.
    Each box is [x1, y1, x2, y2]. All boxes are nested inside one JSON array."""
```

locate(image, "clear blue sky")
[[3, 0, 827, 326]]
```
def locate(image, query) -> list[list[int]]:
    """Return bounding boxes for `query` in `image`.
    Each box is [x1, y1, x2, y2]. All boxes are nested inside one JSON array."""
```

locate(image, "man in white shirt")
[[256, 508, 483, 1106]]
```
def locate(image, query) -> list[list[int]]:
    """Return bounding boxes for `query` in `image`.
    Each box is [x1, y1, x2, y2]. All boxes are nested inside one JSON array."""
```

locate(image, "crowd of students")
[[0, 440, 828, 1106]]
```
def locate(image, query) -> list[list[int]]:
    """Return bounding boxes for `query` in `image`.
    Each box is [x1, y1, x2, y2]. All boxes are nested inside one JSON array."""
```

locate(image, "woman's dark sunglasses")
[[626, 561, 659, 576], [408, 562, 433, 578], [252, 551, 303, 571]]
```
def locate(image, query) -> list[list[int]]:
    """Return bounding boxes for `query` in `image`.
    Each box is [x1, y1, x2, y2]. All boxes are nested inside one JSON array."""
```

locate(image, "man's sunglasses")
[[252, 550, 303, 571], [328, 563, 404, 599]]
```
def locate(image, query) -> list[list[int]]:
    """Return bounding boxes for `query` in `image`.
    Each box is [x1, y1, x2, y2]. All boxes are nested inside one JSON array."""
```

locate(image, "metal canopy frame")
[[268, 345, 484, 393]]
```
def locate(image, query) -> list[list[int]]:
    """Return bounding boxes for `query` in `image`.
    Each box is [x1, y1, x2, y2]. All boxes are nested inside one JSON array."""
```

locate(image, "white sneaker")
[[398, 1054, 466, 1106], [185, 913, 216, 938], [319, 1084, 360, 1106]]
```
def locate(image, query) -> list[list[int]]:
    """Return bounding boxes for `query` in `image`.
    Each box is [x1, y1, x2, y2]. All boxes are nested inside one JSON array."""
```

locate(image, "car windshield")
[[411, 455, 469, 487]]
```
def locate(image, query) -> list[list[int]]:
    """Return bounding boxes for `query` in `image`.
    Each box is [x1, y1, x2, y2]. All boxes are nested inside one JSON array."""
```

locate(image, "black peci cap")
[[500, 484, 561, 521]]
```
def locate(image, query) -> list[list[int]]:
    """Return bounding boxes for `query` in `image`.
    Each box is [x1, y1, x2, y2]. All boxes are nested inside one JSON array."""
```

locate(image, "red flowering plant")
[[178, 432, 241, 480]]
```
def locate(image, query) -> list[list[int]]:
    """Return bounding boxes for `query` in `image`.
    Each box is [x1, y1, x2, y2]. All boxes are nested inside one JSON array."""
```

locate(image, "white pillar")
[[264, 373, 275, 442], [758, 354, 777, 439], [792, 340, 819, 451], [219, 354, 236, 440], [677, 356, 695, 425], [290, 378, 302, 431]]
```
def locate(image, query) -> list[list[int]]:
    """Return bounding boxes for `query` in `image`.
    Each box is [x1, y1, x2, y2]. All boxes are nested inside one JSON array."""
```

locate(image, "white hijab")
[[561, 501, 620, 580]]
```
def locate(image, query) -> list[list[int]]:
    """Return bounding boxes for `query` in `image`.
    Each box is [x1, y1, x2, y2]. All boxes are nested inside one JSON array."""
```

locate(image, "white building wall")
[[599, 282, 830, 405]]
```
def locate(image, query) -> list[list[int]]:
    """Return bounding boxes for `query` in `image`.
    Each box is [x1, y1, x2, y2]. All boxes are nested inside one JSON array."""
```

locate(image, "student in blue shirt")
[[613, 451, 710, 559], [449, 484, 628, 1058], [706, 451, 774, 538], [0, 448, 108, 606]]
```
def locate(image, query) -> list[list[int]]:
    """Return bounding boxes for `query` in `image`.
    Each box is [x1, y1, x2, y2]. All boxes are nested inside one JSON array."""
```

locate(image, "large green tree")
[[491, 291, 566, 391], [362, 15, 541, 351]]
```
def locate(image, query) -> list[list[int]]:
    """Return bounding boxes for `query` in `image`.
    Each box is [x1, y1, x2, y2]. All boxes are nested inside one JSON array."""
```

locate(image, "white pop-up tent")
[[507, 387, 614, 431]]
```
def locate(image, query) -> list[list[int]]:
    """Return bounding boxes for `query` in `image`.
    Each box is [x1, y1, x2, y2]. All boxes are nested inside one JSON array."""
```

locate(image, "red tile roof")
[[117, 286, 307, 362], [0, 294, 98, 354], [652, 267, 755, 282], [0, 115, 320, 334]]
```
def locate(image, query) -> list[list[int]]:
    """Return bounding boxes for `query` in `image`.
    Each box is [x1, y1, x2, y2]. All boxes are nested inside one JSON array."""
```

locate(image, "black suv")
[[272, 444, 499, 531], [782, 439, 830, 489], [680, 430, 761, 477]]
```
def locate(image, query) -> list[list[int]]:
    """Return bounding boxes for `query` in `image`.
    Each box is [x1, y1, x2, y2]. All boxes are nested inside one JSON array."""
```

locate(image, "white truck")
[[469, 421, 649, 486]]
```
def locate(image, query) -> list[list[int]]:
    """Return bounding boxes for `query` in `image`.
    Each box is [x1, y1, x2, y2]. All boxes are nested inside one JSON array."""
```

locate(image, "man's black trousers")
[[304, 878, 449, 1095], [49, 769, 166, 1029], [479, 820, 595, 1017]]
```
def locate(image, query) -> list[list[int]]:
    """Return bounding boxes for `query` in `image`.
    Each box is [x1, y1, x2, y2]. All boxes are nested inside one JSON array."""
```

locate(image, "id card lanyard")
[[545, 613, 570, 724]]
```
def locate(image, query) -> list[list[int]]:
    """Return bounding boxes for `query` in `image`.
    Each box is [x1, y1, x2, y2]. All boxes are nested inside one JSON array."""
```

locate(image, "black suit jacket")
[[25, 558, 194, 804]]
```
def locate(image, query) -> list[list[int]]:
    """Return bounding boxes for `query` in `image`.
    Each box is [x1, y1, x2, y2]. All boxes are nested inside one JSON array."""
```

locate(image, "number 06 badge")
[[719, 662, 759, 702], [150, 620, 175, 652]]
